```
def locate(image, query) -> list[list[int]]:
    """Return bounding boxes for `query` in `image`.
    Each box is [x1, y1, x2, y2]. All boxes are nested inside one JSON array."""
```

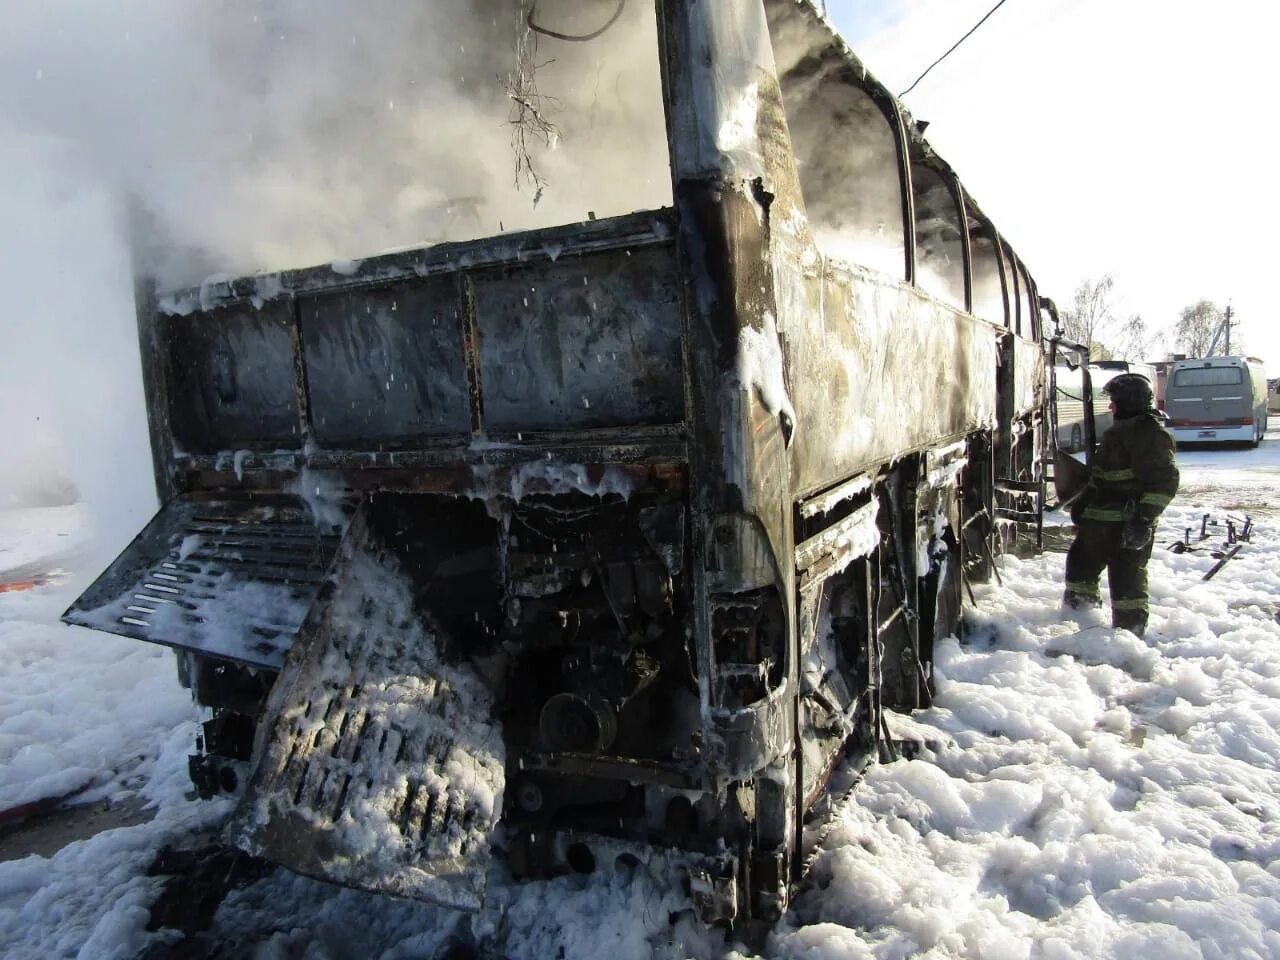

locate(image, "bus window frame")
[[765, 38, 916, 284], [1015, 259, 1038, 342], [1000, 239, 1021, 337], [907, 155, 972, 313], [860, 83, 915, 284], [1026, 275, 1043, 342], [963, 200, 1009, 329]]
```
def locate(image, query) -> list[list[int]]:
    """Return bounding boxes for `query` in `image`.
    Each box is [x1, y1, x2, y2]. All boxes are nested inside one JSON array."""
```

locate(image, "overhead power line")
[[899, 0, 1013, 98]]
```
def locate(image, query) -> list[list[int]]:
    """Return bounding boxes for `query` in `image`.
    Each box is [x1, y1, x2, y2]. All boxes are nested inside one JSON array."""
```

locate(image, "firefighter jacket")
[[1078, 411, 1179, 524]]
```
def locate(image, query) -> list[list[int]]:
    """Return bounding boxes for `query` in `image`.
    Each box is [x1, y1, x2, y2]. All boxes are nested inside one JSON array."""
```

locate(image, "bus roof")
[[1171, 356, 1260, 368]]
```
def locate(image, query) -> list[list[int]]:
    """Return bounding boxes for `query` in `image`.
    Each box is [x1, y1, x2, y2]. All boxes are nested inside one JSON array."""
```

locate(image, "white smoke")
[[0, 0, 669, 553], [2, 0, 669, 286]]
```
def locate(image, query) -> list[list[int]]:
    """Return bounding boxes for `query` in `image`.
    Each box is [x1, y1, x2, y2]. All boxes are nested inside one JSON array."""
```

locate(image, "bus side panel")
[[1011, 336, 1045, 421], [777, 261, 1000, 498]]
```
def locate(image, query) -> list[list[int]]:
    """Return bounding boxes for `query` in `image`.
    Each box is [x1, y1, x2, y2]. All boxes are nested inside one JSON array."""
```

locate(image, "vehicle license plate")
[[1198, 430, 1217, 438]]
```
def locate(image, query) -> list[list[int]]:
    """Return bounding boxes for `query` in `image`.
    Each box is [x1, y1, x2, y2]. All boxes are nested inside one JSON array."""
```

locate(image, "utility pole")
[[1207, 301, 1235, 357]]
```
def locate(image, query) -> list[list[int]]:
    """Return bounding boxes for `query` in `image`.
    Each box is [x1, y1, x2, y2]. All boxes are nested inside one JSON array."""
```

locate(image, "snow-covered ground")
[[3, 435, 1280, 959]]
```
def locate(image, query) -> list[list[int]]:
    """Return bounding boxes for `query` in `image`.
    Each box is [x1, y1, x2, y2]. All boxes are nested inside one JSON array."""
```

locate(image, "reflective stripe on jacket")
[[1080, 411, 1179, 523]]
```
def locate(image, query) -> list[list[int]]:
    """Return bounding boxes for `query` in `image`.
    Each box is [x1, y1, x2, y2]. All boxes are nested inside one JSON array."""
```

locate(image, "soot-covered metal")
[[66, 0, 1051, 936]]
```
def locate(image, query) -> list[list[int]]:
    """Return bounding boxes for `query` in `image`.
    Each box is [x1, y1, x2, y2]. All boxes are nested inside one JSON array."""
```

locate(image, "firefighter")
[[1063, 372, 1179, 636]]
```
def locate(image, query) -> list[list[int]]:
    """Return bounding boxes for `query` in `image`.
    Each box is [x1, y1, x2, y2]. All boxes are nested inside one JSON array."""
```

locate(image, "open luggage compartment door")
[[62, 495, 350, 670], [227, 502, 505, 911]]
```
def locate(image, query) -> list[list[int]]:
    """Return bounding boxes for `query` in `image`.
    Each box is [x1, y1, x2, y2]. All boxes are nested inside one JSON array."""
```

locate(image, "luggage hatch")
[[62, 495, 349, 671], [228, 505, 504, 910]]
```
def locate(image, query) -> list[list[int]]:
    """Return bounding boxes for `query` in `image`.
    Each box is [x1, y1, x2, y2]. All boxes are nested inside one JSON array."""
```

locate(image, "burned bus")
[[65, 0, 1049, 928]]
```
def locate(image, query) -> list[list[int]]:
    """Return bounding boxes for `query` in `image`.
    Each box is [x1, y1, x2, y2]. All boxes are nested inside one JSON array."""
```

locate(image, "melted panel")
[[165, 301, 301, 450], [776, 262, 1000, 496], [302, 280, 470, 445], [475, 246, 684, 432]]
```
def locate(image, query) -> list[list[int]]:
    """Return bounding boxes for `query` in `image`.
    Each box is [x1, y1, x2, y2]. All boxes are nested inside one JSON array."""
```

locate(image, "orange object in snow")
[[0, 579, 42, 593]]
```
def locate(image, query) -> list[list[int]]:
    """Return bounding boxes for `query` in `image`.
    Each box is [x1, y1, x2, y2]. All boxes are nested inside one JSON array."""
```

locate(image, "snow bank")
[[5, 440, 1280, 957]]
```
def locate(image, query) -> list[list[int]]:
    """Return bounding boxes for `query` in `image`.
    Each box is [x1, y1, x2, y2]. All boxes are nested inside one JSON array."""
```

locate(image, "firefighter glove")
[[1136, 503, 1162, 526]]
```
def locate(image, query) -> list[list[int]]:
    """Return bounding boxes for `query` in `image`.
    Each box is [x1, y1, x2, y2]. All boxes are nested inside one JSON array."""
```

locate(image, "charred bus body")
[[65, 0, 1048, 926]]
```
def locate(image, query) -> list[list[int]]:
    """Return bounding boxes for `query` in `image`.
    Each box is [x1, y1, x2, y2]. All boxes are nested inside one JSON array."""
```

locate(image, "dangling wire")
[[506, 1, 625, 197], [505, 0, 564, 199], [527, 0, 626, 43]]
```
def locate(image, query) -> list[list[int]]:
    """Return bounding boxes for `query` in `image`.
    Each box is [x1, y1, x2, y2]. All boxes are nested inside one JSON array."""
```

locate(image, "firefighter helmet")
[[1103, 372, 1154, 414]]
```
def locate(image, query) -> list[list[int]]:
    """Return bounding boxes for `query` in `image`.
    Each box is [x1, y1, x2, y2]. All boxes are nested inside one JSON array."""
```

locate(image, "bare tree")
[[1058, 275, 1114, 355], [1175, 300, 1223, 357], [1110, 313, 1156, 362], [1058, 275, 1156, 360]]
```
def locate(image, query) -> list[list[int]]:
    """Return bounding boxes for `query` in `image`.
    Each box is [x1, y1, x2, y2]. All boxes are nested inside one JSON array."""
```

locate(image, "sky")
[[825, 0, 1280, 373], [4, 439, 1280, 957]]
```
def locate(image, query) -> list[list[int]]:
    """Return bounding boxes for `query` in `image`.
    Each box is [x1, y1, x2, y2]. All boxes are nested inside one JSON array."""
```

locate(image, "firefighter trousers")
[[1063, 519, 1155, 635]]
